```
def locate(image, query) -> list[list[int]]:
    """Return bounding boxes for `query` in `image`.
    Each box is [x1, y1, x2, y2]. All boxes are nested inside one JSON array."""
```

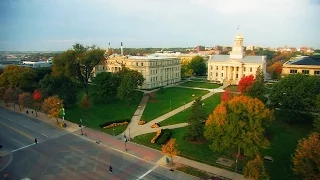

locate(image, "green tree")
[[34, 67, 52, 83], [269, 74, 320, 112], [292, 132, 320, 180], [244, 155, 270, 180], [117, 69, 144, 105], [0, 65, 36, 89], [188, 56, 207, 76], [39, 75, 77, 105], [52, 43, 105, 97], [92, 72, 120, 103], [184, 97, 207, 141], [181, 62, 193, 78], [247, 66, 267, 103], [204, 95, 273, 157]]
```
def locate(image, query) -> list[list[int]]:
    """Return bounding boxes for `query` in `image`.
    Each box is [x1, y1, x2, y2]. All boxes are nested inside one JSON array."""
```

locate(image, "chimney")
[[108, 42, 111, 49], [121, 42, 123, 56]]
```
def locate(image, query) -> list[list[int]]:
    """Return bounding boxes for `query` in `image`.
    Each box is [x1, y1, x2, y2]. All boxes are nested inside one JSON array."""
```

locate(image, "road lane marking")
[[42, 133, 48, 137], [137, 165, 159, 179], [11, 138, 23, 145], [0, 121, 34, 140], [11, 143, 35, 153]]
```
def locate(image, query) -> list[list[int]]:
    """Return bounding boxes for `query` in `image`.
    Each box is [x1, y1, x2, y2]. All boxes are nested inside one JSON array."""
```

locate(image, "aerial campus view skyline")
[[0, 0, 320, 51]]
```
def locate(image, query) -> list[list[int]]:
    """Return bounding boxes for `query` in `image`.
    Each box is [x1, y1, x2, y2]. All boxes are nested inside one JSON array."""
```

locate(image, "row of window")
[[289, 69, 320, 75], [150, 73, 180, 82], [209, 72, 246, 79], [210, 66, 253, 72]]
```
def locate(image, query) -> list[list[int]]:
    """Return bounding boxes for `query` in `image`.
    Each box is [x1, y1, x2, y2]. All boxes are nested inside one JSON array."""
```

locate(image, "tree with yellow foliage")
[[42, 96, 62, 124], [204, 95, 274, 157], [161, 138, 179, 164], [244, 155, 269, 180], [292, 132, 320, 180]]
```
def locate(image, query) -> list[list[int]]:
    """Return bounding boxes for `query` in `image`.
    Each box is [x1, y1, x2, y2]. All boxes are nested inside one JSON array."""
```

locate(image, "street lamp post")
[[79, 119, 83, 135], [235, 155, 238, 172], [124, 133, 128, 151]]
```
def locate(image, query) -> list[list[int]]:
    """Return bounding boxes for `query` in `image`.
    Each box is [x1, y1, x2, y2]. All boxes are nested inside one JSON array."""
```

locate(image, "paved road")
[[0, 107, 196, 180]]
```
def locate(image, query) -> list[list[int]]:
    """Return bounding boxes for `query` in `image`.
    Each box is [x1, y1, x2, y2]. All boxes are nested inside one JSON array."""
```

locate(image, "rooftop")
[[284, 55, 320, 66], [128, 56, 178, 60]]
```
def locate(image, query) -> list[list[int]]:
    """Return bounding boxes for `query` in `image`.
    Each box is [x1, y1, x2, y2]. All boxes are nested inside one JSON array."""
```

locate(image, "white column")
[[233, 66, 237, 80]]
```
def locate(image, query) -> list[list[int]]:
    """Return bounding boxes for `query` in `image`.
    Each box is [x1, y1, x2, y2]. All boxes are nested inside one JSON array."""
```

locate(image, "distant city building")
[[207, 34, 267, 85], [195, 45, 205, 52], [282, 55, 320, 76]]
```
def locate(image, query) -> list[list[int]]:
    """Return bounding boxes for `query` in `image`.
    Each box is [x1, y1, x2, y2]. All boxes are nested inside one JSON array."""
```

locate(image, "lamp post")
[[235, 155, 238, 172], [79, 119, 83, 135], [124, 133, 128, 151], [113, 123, 115, 136]]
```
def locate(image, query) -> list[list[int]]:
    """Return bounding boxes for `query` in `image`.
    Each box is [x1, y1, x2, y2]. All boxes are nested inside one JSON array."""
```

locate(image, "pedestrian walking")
[[109, 165, 113, 174], [35, 138, 38, 144], [4, 172, 9, 179]]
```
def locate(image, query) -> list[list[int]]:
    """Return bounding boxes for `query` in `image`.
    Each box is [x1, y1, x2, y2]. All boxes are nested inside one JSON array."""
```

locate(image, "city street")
[[0, 107, 197, 180]]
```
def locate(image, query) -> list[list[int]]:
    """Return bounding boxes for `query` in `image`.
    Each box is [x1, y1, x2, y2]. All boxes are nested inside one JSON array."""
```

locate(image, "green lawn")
[[224, 85, 238, 92], [159, 93, 221, 126], [141, 87, 209, 122], [133, 110, 313, 178], [65, 86, 143, 135], [180, 81, 221, 89], [261, 111, 312, 180]]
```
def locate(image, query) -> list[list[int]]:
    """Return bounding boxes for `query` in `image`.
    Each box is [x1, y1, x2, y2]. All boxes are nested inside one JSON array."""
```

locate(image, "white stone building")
[[207, 34, 267, 85], [105, 55, 181, 89]]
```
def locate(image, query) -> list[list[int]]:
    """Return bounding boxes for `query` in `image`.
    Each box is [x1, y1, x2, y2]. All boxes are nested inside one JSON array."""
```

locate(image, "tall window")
[[211, 66, 213, 70], [136, 62, 138, 66], [141, 63, 143, 66], [236, 74, 238, 78], [222, 66, 224, 70], [314, 70, 320, 75], [216, 66, 218, 70], [244, 67, 246, 72], [221, 73, 224, 77], [250, 67, 252, 72], [216, 73, 218, 77]]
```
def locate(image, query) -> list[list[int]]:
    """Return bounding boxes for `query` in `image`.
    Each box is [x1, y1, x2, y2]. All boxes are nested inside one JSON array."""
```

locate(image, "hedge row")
[[99, 119, 131, 128], [156, 129, 172, 145]]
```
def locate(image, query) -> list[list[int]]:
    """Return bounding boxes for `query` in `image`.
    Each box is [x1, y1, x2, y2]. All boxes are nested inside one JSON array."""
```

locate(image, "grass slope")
[[159, 93, 221, 126], [141, 87, 208, 122], [180, 81, 221, 89], [65, 85, 143, 135]]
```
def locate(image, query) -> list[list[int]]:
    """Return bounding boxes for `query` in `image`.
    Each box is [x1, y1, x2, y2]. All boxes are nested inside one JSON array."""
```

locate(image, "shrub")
[[156, 129, 172, 145], [99, 119, 131, 128], [151, 129, 162, 143], [151, 123, 160, 128], [103, 121, 129, 128], [138, 120, 146, 125]]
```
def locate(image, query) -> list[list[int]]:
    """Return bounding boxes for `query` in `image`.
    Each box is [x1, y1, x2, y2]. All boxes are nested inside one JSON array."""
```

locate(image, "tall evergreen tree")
[[184, 97, 207, 141]]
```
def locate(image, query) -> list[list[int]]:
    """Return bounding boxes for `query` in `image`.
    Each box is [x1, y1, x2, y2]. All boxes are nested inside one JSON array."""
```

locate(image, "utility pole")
[[79, 119, 83, 135]]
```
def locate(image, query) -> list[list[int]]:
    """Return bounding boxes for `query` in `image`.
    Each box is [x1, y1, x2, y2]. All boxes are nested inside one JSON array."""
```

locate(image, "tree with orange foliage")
[[204, 95, 273, 157], [292, 132, 320, 180], [244, 155, 269, 180], [3, 88, 14, 106], [42, 96, 63, 124], [19, 92, 33, 110], [238, 75, 255, 93], [161, 138, 179, 164], [267, 62, 282, 79]]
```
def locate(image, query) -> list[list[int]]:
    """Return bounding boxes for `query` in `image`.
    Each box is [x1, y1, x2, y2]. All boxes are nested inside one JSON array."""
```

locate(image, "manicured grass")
[[176, 166, 208, 178], [159, 93, 221, 126], [141, 87, 209, 122], [180, 81, 221, 89], [65, 86, 143, 135], [261, 111, 312, 180], [224, 85, 238, 92]]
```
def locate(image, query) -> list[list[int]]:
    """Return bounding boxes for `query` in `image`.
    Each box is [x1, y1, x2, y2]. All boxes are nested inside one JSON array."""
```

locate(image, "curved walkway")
[[123, 84, 228, 139]]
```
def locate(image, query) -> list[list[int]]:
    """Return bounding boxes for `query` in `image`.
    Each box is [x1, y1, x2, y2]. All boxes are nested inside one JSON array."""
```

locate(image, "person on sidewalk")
[[109, 165, 113, 174]]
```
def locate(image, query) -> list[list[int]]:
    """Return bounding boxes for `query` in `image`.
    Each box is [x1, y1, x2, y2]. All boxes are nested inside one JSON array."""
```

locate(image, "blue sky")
[[0, 0, 319, 51]]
